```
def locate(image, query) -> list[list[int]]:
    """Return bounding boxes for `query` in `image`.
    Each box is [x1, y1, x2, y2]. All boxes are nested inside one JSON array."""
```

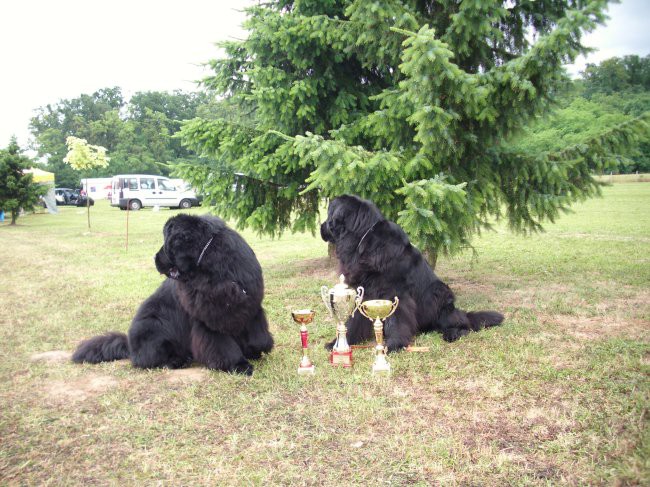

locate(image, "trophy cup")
[[358, 297, 399, 375], [321, 275, 364, 367], [291, 309, 316, 375]]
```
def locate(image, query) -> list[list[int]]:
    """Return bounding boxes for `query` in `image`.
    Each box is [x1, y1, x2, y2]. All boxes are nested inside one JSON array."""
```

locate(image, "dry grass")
[[593, 173, 650, 183], [0, 184, 649, 485]]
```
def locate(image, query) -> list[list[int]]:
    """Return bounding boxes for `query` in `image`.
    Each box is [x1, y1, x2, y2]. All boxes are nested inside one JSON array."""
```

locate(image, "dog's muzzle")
[[320, 221, 334, 242]]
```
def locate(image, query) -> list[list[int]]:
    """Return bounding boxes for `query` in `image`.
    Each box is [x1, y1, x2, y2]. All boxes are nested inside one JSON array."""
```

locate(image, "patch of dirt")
[[444, 277, 504, 296], [30, 350, 72, 363], [163, 367, 209, 383], [498, 283, 576, 308], [598, 289, 650, 320], [475, 278, 649, 343], [44, 374, 118, 402], [296, 257, 338, 280], [366, 377, 578, 483], [543, 314, 650, 341], [543, 344, 588, 369]]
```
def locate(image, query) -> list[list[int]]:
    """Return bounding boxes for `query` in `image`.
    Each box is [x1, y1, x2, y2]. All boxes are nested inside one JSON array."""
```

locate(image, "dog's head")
[[154, 214, 214, 280], [320, 195, 384, 244]]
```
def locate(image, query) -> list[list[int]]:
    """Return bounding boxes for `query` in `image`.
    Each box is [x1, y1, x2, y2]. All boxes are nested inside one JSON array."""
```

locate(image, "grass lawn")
[[1, 184, 648, 485]]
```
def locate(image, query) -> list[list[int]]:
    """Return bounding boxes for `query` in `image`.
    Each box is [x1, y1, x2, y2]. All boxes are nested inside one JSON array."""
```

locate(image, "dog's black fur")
[[72, 214, 273, 375], [321, 195, 504, 349]]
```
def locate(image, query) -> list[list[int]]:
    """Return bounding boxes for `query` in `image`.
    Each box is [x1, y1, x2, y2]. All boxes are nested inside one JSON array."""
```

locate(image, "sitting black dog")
[[72, 214, 273, 375], [321, 195, 504, 349]]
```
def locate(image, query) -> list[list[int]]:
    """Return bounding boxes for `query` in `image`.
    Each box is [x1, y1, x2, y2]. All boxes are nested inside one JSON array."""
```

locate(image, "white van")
[[110, 174, 202, 210]]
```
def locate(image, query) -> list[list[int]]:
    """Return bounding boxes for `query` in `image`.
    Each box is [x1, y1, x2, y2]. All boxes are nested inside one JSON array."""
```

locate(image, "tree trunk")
[[423, 248, 438, 271], [328, 242, 336, 260], [11, 210, 18, 225], [86, 178, 91, 230]]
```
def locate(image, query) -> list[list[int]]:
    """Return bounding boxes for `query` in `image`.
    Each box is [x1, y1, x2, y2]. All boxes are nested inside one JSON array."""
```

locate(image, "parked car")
[[54, 188, 95, 207], [110, 175, 202, 210]]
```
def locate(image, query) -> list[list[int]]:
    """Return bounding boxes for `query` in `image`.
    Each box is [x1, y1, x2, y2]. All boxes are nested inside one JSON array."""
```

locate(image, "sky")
[[1, 0, 648, 152]]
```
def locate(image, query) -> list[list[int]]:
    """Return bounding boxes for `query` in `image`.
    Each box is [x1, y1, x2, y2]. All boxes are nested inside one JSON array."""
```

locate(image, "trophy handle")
[[357, 302, 370, 320], [321, 285, 333, 317], [385, 296, 399, 319], [352, 286, 364, 317]]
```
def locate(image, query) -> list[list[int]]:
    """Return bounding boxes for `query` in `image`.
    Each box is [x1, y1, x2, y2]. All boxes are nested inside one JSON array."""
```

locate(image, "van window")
[[157, 179, 176, 191], [140, 177, 155, 190], [127, 178, 138, 191]]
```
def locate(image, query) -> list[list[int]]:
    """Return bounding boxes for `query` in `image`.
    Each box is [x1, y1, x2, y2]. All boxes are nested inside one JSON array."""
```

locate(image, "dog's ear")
[[346, 195, 384, 232], [155, 245, 171, 271]]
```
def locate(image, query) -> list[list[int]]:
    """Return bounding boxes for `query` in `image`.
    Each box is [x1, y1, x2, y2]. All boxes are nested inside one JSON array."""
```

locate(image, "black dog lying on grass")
[[320, 195, 504, 349], [72, 214, 273, 375]]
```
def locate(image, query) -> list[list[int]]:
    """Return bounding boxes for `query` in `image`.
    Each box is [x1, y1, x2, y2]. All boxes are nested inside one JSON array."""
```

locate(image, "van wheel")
[[128, 200, 142, 211], [179, 199, 192, 209]]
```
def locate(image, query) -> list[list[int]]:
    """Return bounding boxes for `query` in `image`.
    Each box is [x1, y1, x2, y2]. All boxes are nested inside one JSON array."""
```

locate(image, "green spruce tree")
[[0, 138, 46, 225], [178, 0, 650, 267]]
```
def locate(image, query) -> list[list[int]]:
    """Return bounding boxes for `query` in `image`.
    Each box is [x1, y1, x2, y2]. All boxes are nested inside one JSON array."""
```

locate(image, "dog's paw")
[[442, 328, 470, 342], [385, 342, 407, 353], [166, 355, 193, 369], [244, 349, 263, 360], [230, 359, 254, 376]]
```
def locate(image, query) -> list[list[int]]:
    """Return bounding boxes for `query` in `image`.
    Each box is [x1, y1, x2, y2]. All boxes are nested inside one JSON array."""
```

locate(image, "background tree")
[[178, 0, 650, 267], [0, 138, 46, 225], [30, 87, 123, 187], [30, 88, 207, 186], [574, 55, 650, 172], [63, 136, 109, 230], [515, 55, 650, 173], [580, 54, 650, 96]]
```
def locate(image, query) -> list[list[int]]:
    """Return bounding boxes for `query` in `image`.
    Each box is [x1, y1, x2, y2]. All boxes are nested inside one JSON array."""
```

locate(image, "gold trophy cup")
[[321, 275, 364, 367], [358, 297, 399, 375], [292, 309, 316, 375]]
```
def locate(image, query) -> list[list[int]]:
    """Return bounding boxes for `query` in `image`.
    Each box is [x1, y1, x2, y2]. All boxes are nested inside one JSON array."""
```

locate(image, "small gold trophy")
[[292, 309, 316, 375], [321, 275, 364, 367], [358, 297, 399, 375]]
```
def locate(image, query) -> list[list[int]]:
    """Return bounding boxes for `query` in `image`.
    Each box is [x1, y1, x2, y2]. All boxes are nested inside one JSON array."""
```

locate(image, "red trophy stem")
[[300, 327, 309, 348]]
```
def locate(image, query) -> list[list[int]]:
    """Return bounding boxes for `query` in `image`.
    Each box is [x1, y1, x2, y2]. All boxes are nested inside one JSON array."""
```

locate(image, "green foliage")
[[30, 88, 208, 187], [581, 54, 650, 96], [579, 55, 650, 172], [513, 95, 650, 173], [63, 136, 109, 171], [180, 0, 650, 263], [63, 136, 109, 230], [514, 55, 650, 174], [0, 138, 46, 225], [396, 176, 479, 256]]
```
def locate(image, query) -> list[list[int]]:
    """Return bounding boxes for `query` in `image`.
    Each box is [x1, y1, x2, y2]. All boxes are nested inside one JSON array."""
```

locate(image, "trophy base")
[[330, 350, 353, 367], [372, 361, 391, 375], [297, 364, 315, 375]]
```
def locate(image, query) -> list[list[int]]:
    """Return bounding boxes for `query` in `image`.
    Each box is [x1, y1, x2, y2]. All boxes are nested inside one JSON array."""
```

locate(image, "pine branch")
[[549, 111, 650, 162]]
